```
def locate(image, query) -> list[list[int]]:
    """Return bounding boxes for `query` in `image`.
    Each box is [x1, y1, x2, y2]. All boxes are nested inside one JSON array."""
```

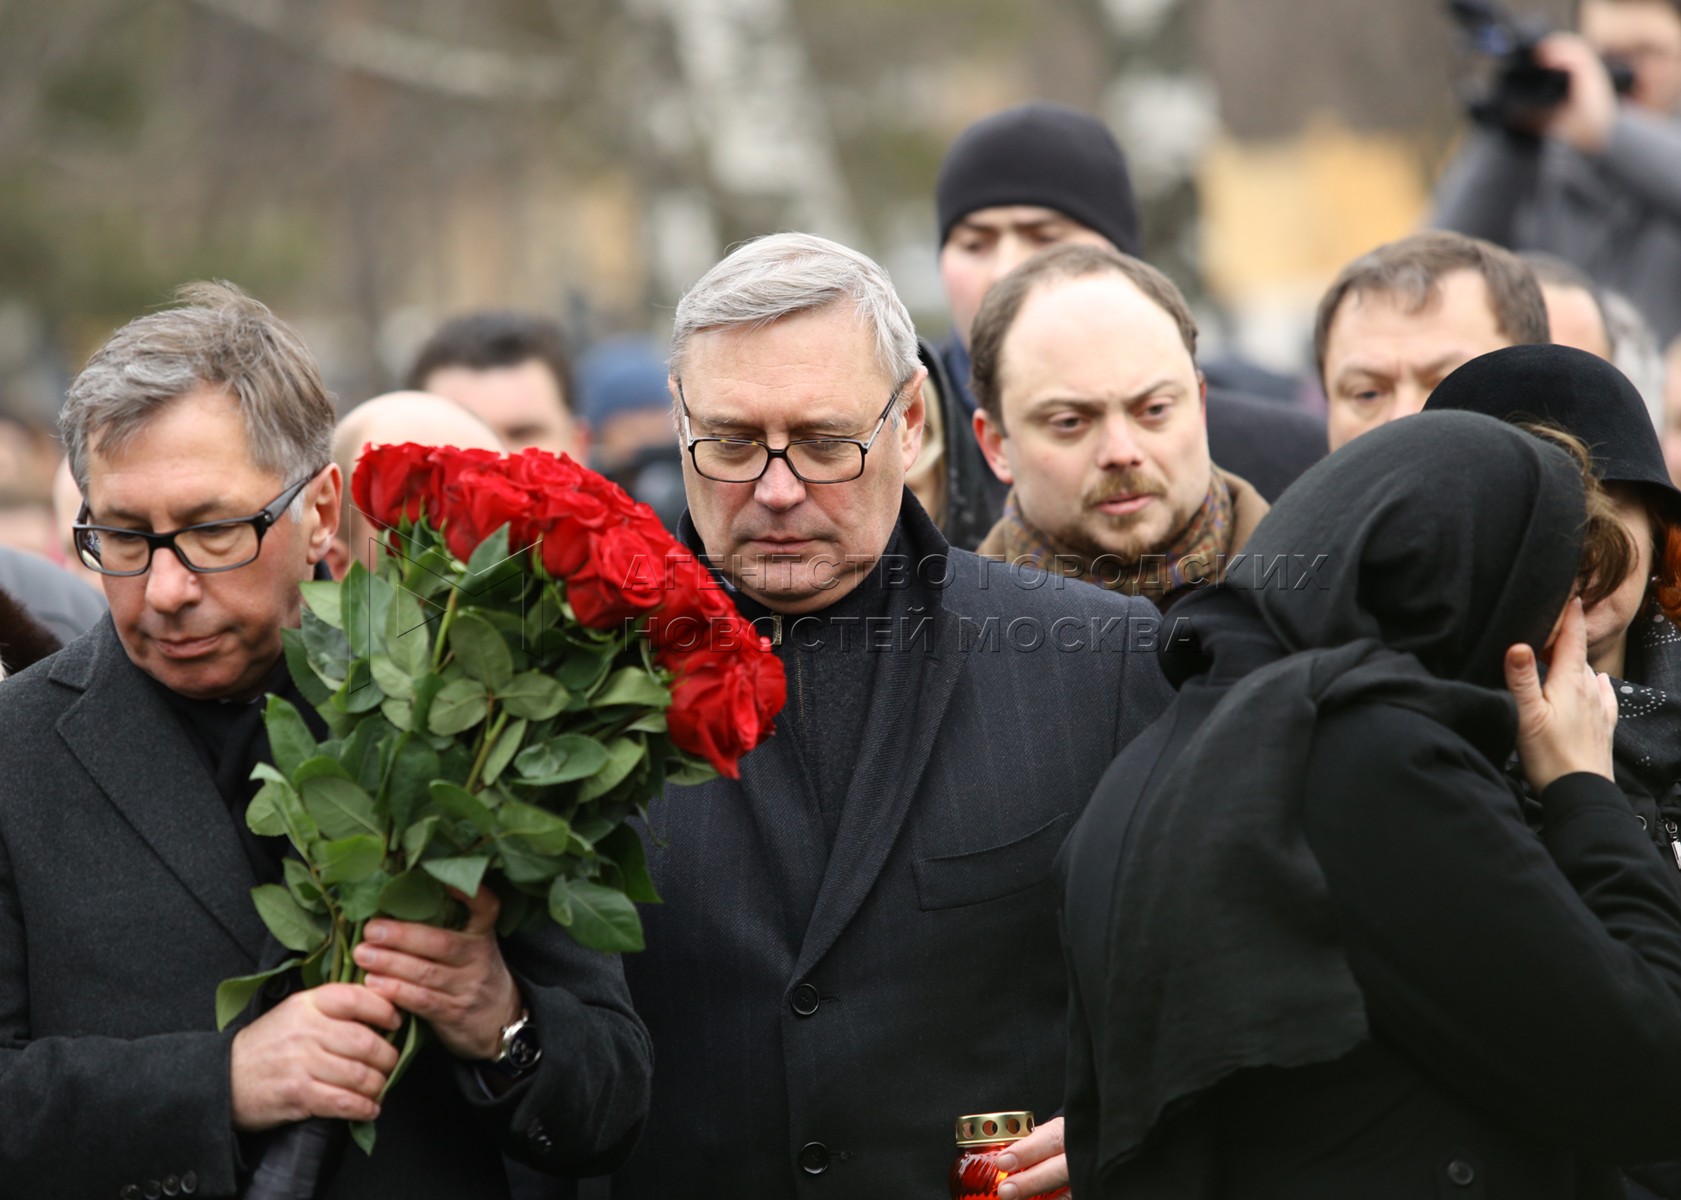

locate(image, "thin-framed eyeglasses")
[[72, 468, 325, 577], [676, 380, 908, 484]]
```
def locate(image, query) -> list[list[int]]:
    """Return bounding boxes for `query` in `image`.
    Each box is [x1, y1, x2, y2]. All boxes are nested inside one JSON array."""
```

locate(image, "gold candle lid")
[[954, 1111, 1035, 1147]]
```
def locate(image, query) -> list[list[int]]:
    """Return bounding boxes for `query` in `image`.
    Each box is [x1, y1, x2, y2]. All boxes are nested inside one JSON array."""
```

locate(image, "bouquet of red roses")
[[219, 443, 784, 1162]]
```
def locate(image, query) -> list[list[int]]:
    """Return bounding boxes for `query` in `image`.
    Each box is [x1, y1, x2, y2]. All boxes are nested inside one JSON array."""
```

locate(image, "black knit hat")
[[935, 102, 1141, 256], [1423, 344, 1681, 505]]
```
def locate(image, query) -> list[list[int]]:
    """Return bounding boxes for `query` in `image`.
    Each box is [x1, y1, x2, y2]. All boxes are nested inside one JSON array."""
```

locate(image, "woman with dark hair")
[[1425, 344, 1681, 864], [1058, 411, 1681, 1199], [1424, 345, 1681, 1200]]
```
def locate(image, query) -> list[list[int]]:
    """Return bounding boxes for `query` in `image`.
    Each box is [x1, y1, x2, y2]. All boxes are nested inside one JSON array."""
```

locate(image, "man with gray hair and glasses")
[[0, 283, 649, 1198], [606, 233, 1171, 1199]]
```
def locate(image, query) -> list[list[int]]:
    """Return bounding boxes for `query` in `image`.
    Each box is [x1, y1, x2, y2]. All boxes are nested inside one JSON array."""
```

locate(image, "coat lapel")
[[53, 622, 269, 963], [792, 599, 967, 978]]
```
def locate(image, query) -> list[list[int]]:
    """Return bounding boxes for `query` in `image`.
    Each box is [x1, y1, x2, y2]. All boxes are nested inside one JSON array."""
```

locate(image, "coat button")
[[162, 1178, 180, 1197], [181, 1175, 198, 1196], [1447, 1160, 1476, 1186], [120, 1188, 140, 1200], [143, 1183, 162, 1200], [790, 983, 820, 1016], [798, 1142, 830, 1174]]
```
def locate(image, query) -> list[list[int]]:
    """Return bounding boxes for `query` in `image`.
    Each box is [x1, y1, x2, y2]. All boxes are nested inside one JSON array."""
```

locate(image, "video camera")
[[1448, 0, 1636, 130]]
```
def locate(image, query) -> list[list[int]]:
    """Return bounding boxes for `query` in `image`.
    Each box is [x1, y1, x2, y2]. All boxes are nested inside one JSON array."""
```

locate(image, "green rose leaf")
[[410, 673, 446, 738], [555, 642, 614, 694], [499, 841, 565, 885], [549, 878, 644, 952], [343, 561, 396, 660], [578, 737, 647, 803], [448, 612, 514, 690], [402, 815, 442, 861], [480, 717, 528, 787], [338, 875, 389, 923], [428, 679, 488, 736], [215, 957, 302, 1030], [600, 824, 661, 904], [497, 672, 568, 721], [300, 606, 351, 686], [665, 757, 720, 787], [385, 734, 441, 833], [496, 800, 575, 855], [317, 834, 387, 885], [300, 775, 381, 840], [252, 883, 329, 953], [593, 667, 672, 710], [428, 780, 496, 836], [370, 656, 416, 702], [513, 735, 609, 786], [421, 855, 492, 897], [250, 764, 320, 848], [385, 586, 433, 677], [379, 869, 446, 921], [349, 1119, 376, 1156], [282, 629, 333, 708], [379, 697, 414, 730], [298, 580, 344, 629], [245, 780, 289, 838], [380, 1013, 426, 1099], [463, 523, 515, 583], [264, 695, 317, 778], [283, 858, 326, 913]]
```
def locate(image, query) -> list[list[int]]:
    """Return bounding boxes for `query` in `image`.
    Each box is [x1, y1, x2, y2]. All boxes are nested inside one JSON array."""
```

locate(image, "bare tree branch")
[[185, 0, 571, 101]]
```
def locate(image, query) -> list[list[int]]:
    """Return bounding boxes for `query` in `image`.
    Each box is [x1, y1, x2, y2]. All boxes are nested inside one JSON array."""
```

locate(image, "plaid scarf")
[[982, 472, 1236, 605]]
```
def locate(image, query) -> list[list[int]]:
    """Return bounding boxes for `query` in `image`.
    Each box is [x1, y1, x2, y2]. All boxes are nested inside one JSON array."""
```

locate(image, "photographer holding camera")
[[1434, 0, 1681, 347]]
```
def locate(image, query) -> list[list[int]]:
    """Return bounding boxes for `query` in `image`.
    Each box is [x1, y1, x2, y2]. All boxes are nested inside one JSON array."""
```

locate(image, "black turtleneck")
[[151, 655, 328, 886], [727, 529, 910, 837]]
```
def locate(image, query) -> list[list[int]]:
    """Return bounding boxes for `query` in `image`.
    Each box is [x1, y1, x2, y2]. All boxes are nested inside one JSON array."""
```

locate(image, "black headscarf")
[[1086, 411, 1585, 1175]]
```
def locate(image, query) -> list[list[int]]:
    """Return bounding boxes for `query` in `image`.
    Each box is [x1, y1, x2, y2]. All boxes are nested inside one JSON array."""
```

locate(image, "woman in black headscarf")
[[1058, 411, 1681, 1199], [1425, 345, 1681, 866]]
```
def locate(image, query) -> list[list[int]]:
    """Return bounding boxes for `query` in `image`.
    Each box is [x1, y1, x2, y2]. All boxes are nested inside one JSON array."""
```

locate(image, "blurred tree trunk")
[[1078, 0, 1218, 305]]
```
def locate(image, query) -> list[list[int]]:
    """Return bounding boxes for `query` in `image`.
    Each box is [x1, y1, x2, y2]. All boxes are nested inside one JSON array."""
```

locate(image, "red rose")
[[568, 525, 668, 628], [352, 443, 437, 532], [647, 557, 742, 657], [430, 447, 504, 517], [440, 466, 535, 563], [666, 648, 786, 778]]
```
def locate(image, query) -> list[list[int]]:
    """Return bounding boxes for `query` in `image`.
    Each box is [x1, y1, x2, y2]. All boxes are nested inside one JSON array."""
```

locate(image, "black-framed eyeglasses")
[[677, 380, 907, 484], [72, 469, 325, 577]]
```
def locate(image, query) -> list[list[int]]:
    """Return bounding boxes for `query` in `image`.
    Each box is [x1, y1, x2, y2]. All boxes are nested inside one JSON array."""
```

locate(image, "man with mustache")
[[972, 243, 1269, 609]]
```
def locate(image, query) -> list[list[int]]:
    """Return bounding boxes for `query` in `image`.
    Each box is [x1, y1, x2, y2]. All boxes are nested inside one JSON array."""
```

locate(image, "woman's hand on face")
[[1507, 597, 1618, 792]]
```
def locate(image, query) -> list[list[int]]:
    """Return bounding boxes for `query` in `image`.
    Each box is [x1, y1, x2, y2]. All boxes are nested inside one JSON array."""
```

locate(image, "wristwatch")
[[484, 1008, 543, 1077]]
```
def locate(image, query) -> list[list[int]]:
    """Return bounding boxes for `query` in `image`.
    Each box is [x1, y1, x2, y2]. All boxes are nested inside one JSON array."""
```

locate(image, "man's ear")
[[1198, 371, 1208, 422], [975, 409, 1014, 485], [306, 464, 343, 564], [898, 365, 929, 469]]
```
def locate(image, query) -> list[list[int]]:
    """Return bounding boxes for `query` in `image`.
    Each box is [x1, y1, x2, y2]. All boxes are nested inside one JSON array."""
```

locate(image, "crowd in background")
[[2, 0, 1681, 1198]]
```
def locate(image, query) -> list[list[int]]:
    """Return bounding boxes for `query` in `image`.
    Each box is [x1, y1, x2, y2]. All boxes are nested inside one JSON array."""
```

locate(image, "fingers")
[[309, 981, 402, 1032], [1504, 642, 1543, 717], [1546, 597, 1588, 675], [994, 1119, 1064, 1172], [454, 885, 501, 937], [231, 985, 399, 1130], [995, 1121, 1069, 1200], [1597, 670, 1619, 724]]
